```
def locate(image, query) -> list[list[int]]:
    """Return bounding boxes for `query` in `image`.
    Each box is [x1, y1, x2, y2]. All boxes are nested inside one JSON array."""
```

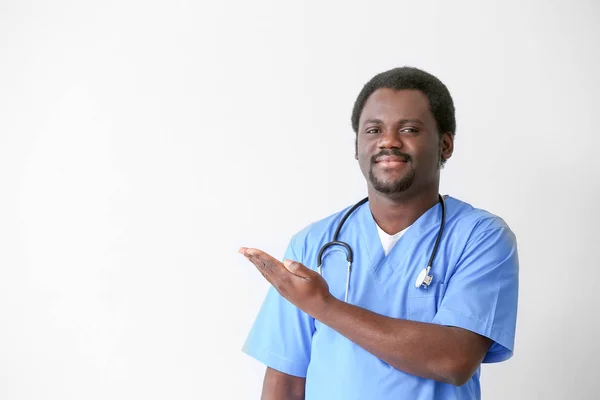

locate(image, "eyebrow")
[[362, 118, 424, 127]]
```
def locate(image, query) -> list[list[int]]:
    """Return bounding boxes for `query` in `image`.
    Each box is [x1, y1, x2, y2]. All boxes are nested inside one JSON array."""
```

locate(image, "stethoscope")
[[317, 194, 446, 302]]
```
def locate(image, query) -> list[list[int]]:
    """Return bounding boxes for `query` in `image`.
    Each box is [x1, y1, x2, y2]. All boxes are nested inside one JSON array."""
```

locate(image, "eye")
[[400, 127, 418, 134], [366, 127, 380, 134]]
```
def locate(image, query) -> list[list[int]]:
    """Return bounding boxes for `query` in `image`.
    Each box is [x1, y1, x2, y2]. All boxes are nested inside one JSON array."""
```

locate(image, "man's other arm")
[[261, 367, 305, 400]]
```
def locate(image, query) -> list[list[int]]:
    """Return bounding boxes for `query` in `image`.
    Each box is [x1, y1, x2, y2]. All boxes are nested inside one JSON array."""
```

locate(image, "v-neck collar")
[[356, 196, 448, 286]]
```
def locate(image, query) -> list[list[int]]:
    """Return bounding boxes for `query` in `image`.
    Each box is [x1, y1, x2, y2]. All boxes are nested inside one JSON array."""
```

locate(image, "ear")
[[354, 136, 358, 160], [440, 132, 454, 162]]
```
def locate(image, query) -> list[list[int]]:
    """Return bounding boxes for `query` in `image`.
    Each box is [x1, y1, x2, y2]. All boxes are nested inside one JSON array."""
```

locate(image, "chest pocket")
[[407, 281, 445, 323]]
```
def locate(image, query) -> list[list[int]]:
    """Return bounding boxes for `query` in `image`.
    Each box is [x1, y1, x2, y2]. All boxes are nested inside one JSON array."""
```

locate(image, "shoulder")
[[287, 201, 360, 256], [443, 197, 519, 281], [445, 196, 516, 244]]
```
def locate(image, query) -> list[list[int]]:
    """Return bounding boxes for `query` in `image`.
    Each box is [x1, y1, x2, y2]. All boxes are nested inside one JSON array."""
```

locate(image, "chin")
[[371, 178, 414, 194], [375, 184, 413, 194], [369, 169, 415, 194]]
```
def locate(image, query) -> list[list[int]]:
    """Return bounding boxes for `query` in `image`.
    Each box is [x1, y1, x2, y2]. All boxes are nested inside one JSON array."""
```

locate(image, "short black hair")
[[351, 67, 456, 138]]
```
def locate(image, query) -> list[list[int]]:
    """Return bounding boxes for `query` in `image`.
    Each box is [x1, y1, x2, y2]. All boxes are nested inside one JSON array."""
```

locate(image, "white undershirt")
[[376, 224, 410, 256]]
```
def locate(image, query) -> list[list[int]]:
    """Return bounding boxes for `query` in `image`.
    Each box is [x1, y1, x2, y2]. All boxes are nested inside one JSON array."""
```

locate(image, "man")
[[239, 67, 519, 400]]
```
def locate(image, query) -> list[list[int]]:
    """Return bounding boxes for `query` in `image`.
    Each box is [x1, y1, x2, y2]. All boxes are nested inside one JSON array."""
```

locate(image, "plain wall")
[[1, 0, 599, 398]]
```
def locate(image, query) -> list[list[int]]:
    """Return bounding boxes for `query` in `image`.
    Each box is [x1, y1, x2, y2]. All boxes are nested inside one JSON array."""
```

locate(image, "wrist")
[[310, 292, 340, 322]]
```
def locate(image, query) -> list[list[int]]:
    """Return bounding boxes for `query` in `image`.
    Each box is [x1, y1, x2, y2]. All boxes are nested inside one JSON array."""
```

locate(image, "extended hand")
[[239, 247, 332, 316]]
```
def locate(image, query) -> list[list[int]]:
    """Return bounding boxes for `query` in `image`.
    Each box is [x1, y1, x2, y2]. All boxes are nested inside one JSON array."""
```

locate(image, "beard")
[[368, 164, 416, 194], [367, 148, 416, 194]]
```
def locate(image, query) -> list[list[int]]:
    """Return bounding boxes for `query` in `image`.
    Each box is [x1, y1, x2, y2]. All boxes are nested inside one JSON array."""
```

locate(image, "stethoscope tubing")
[[317, 195, 446, 302]]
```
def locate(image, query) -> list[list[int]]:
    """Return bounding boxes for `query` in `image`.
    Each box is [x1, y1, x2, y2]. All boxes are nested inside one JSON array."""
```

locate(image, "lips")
[[375, 155, 408, 163]]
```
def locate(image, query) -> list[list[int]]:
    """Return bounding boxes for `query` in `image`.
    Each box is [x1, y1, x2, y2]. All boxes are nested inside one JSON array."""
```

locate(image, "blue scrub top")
[[243, 196, 519, 400]]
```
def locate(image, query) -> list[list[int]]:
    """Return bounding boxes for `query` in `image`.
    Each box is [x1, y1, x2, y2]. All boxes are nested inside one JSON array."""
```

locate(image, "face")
[[355, 88, 453, 195]]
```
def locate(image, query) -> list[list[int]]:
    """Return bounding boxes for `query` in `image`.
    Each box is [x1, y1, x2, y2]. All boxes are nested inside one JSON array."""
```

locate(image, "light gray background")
[[1, 0, 598, 399]]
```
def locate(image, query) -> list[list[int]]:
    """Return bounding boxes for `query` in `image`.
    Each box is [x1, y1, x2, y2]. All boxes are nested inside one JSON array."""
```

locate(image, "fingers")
[[239, 247, 288, 282], [283, 259, 312, 279]]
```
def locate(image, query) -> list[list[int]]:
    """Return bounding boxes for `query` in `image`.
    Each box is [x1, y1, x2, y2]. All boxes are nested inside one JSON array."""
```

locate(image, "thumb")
[[283, 259, 313, 278]]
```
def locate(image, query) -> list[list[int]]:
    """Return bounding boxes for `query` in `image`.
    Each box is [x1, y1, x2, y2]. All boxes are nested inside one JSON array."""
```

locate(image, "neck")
[[367, 186, 440, 235]]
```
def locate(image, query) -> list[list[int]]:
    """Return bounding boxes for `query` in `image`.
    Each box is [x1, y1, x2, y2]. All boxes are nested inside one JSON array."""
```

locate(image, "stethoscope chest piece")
[[415, 266, 433, 289]]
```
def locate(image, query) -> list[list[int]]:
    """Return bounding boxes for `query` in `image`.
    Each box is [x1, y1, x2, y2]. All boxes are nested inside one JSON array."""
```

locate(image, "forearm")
[[312, 297, 488, 385], [261, 367, 305, 400]]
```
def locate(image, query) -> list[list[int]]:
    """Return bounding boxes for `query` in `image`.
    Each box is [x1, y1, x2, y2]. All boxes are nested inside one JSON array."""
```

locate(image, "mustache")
[[371, 149, 412, 164]]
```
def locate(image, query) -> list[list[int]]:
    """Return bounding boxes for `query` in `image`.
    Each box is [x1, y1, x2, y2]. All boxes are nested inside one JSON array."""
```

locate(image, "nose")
[[378, 128, 404, 149]]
